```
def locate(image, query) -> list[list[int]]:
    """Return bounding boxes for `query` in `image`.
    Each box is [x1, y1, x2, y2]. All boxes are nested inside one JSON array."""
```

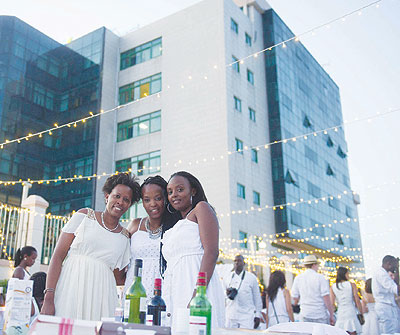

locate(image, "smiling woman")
[[40, 173, 141, 321]]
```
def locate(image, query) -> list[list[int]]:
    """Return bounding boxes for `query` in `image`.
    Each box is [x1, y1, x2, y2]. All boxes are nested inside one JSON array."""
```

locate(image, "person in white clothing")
[[265, 270, 294, 327], [291, 255, 335, 325], [223, 254, 263, 329], [12, 246, 37, 280], [372, 255, 400, 334]]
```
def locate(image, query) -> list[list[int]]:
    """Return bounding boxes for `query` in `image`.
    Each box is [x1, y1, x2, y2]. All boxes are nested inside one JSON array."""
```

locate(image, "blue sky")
[[2, 0, 400, 276]]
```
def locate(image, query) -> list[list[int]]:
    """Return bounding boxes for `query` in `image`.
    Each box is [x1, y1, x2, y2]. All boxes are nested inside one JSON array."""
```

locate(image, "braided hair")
[[140, 176, 181, 277]]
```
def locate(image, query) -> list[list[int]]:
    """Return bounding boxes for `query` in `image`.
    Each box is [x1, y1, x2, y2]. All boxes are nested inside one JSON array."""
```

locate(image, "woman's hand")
[[41, 295, 55, 315]]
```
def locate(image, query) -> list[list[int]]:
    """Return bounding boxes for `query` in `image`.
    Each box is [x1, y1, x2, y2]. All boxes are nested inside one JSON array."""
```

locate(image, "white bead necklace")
[[144, 217, 162, 239], [101, 212, 120, 232]]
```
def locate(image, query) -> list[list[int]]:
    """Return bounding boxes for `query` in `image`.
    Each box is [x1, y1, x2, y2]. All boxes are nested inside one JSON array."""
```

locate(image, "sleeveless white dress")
[[363, 302, 380, 335], [267, 288, 290, 327], [54, 210, 130, 321], [161, 215, 225, 330], [332, 281, 362, 333], [124, 218, 162, 299]]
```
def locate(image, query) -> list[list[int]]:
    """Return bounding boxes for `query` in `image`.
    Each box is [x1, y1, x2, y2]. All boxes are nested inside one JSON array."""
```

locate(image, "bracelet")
[[43, 288, 55, 295]]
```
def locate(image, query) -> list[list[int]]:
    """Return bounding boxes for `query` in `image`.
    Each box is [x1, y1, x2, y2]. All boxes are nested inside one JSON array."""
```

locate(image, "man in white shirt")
[[291, 255, 335, 325], [223, 255, 263, 329], [372, 255, 400, 334]]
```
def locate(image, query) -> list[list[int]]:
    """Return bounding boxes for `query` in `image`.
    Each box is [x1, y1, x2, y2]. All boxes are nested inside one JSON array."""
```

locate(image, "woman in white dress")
[[125, 176, 178, 298], [265, 270, 294, 327], [162, 171, 225, 330], [361, 278, 380, 335], [12, 246, 37, 280], [330, 267, 363, 335], [41, 173, 141, 321]]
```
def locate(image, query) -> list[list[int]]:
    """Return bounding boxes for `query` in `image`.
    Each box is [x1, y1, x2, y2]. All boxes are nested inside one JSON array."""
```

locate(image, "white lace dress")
[[332, 281, 362, 333], [54, 210, 130, 321], [161, 216, 225, 330], [124, 218, 162, 299]]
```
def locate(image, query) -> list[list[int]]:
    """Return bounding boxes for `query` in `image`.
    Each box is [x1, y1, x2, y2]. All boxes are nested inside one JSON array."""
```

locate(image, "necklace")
[[144, 217, 162, 239], [101, 212, 120, 232]]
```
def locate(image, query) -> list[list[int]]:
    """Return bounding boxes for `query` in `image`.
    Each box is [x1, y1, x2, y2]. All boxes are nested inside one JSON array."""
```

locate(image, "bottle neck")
[[153, 288, 162, 296], [134, 265, 142, 279], [196, 284, 206, 296]]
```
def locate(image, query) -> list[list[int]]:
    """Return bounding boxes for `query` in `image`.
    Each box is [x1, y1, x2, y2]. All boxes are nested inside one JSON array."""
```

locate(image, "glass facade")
[[0, 16, 104, 214], [262, 10, 363, 266], [117, 110, 161, 142], [119, 73, 161, 105], [120, 37, 162, 70], [115, 150, 161, 177]]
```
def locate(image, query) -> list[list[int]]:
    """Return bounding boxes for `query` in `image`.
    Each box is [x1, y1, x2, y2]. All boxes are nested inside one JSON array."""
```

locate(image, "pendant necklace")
[[145, 217, 162, 239]]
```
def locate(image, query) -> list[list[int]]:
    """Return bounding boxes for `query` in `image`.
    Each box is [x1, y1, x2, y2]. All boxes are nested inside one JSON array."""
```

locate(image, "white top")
[[267, 288, 290, 325], [291, 269, 330, 319], [124, 218, 162, 298], [372, 266, 398, 306], [222, 270, 263, 320], [162, 216, 225, 330], [23, 269, 30, 280]]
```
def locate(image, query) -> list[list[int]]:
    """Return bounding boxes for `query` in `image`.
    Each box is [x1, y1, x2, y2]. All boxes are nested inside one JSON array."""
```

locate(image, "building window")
[[234, 96, 242, 112], [247, 69, 254, 84], [120, 37, 162, 70], [237, 183, 245, 199], [235, 138, 243, 154], [251, 149, 258, 163], [231, 19, 238, 34], [232, 56, 240, 73], [115, 150, 161, 176], [119, 73, 161, 105], [117, 111, 161, 142], [245, 33, 252, 46], [239, 231, 247, 248], [290, 210, 302, 227], [303, 116, 312, 128], [326, 136, 334, 147], [326, 164, 335, 176], [337, 146, 347, 158], [253, 191, 260, 205], [305, 145, 318, 165], [307, 181, 321, 198], [329, 197, 340, 210], [285, 170, 298, 186], [249, 108, 256, 121]]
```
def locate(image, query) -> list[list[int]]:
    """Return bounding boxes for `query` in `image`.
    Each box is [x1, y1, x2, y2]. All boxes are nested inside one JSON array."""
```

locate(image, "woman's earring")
[[190, 195, 193, 204], [167, 203, 176, 214]]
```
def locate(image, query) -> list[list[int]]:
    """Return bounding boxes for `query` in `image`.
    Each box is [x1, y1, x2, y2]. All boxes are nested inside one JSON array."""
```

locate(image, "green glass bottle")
[[189, 272, 212, 335], [124, 259, 147, 324]]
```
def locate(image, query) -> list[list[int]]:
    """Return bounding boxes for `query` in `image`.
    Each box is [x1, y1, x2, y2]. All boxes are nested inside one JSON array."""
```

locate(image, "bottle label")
[[123, 299, 130, 320], [138, 267, 142, 277], [160, 311, 167, 327], [189, 316, 207, 335], [146, 314, 153, 326], [139, 297, 147, 312]]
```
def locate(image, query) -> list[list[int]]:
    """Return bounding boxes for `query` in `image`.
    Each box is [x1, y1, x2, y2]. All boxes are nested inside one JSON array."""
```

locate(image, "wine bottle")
[[146, 278, 166, 326], [189, 272, 212, 335], [124, 259, 147, 324]]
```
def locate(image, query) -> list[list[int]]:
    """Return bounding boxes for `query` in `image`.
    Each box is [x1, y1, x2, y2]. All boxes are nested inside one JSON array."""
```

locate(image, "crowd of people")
[[9, 172, 400, 334]]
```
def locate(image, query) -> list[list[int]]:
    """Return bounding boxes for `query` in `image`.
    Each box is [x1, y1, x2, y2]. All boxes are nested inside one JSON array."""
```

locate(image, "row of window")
[[230, 19, 252, 47], [234, 96, 256, 121], [120, 37, 162, 70], [235, 138, 258, 163], [237, 183, 260, 205], [116, 150, 161, 176], [231, 56, 254, 84], [119, 73, 161, 105], [117, 111, 161, 142]]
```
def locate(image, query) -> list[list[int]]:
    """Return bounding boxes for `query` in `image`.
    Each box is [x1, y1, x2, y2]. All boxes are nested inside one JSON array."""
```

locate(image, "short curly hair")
[[102, 173, 141, 205]]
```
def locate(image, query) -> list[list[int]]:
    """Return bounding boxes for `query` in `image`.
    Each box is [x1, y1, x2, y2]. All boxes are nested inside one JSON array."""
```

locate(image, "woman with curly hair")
[[41, 173, 141, 321]]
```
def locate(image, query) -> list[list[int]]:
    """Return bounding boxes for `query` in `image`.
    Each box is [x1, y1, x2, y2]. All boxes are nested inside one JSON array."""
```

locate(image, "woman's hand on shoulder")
[[127, 218, 141, 235]]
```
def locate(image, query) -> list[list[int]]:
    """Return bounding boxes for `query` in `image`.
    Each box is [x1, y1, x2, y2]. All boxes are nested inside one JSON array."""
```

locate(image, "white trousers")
[[226, 317, 254, 329], [375, 302, 399, 334]]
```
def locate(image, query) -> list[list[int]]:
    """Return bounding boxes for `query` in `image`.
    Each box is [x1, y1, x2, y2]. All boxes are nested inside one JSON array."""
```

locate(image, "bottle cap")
[[154, 278, 162, 289], [197, 272, 207, 286], [135, 259, 143, 267]]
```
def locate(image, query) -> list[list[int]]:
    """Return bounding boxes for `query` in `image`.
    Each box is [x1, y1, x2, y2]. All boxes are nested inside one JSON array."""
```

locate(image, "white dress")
[[332, 281, 362, 333], [54, 209, 130, 321], [162, 216, 225, 330], [124, 218, 162, 299], [363, 302, 380, 335], [267, 288, 290, 327]]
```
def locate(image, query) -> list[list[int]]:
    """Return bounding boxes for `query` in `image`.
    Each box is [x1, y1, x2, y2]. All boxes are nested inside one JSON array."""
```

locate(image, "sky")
[[2, 0, 400, 276]]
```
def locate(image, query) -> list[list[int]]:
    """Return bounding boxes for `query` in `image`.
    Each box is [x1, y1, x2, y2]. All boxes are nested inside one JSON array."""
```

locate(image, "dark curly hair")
[[102, 173, 141, 205], [30, 271, 47, 310]]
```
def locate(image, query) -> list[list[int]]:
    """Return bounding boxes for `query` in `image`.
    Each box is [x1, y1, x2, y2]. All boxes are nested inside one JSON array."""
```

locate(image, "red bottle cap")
[[154, 278, 162, 289], [197, 272, 207, 286]]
